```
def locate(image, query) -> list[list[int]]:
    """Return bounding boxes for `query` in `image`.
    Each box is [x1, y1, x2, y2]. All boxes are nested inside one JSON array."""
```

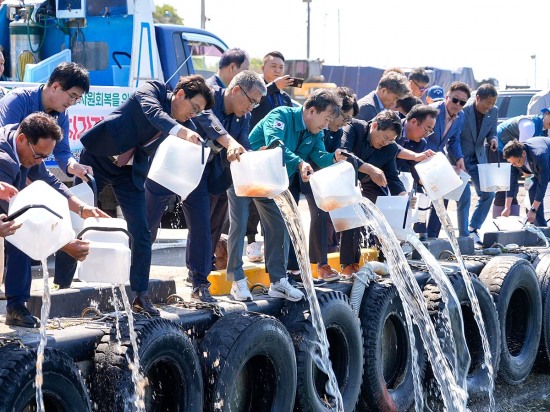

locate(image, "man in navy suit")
[[456, 84, 499, 244], [80, 75, 244, 311], [426, 81, 470, 238], [0, 113, 106, 327], [503, 138, 550, 226], [205, 48, 250, 89], [146, 71, 265, 302], [356, 71, 410, 122]]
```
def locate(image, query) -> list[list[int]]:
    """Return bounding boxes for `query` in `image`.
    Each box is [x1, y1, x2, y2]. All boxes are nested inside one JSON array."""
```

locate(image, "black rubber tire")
[[200, 311, 297, 412], [422, 273, 501, 397], [535, 253, 550, 369], [279, 290, 363, 411], [92, 317, 203, 411], [479, 256, 542, 385], [0, 344, 91, 411], [359, 278, 425, 411]]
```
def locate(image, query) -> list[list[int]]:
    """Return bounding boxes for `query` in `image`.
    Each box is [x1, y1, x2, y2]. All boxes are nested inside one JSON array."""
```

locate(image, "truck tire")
[[0, 345, 91, 411], [279, 291, 363, 411], [535, 253, 550, 369], [359, 279, 425, 411], [200, 312, 296, 412], [92, 317, 203, 411], [423, 273, 501, 397], [479, 256, 542, 385]]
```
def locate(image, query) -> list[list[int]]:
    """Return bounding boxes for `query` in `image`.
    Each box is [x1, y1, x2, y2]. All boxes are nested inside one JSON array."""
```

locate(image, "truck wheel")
[[279, 291, 363, 411], [200, 312, 296, 412], [92, 317, 203, 411], [423, 273, 501, 398], [359, 279, 425, 411], [0, 345, 91, 411], [479, 256, 542, 385], [535, 253, 550, 369]]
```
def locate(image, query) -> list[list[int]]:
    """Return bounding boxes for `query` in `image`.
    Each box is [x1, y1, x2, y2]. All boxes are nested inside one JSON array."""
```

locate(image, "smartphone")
[[289, 77, 304, 88]]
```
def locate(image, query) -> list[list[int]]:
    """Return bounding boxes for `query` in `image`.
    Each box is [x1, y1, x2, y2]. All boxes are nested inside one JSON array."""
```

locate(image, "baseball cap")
[[541, 107, 550, 114], [427, 85, 444, 102]]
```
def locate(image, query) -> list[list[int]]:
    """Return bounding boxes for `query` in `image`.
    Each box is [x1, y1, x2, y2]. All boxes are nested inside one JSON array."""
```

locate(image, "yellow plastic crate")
[[208, 264, 271, 296]]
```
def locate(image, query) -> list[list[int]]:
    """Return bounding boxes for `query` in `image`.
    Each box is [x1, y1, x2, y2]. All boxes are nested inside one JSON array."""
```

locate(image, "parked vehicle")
[[496, 88, 540, 124], [0, 0, 228, 180]]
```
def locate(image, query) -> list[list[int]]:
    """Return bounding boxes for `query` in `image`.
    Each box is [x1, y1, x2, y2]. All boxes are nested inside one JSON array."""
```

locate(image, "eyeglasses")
[[63, 89, 82, 104], [411, 79, 428, 93], [341, 115, 353, 125], [449, 96, 467, 106], [188, 99, 204, 116], [240, 87, 260, 109], [419, 122, 434, 137], [380, 132, 396, 145], [28, 142, 49, 160]]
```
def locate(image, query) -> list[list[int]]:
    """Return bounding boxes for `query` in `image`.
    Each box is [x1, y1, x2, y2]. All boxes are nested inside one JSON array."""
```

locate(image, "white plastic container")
[[69, 181, 94, 232], [231, 147, 289, 198], [309, 161, 362, 212], [148, 135, 211, 200], [491, 216, 525, 232], [329, 203, 365, 232], [6, 180, 74, 261], [375, 195, 415, 233], [77, 218, 131, 284], [399, 172, 414, 193], [478, 163, 511, 192], [443, 170, 470, 201], [414, 152, 462, 200]]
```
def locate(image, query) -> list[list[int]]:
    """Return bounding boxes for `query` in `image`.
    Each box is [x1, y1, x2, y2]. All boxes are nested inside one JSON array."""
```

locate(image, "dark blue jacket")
[[508, 136, 550, 202]]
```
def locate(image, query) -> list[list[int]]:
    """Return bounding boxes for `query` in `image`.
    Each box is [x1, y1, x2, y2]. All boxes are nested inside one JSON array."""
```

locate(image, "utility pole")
[[531, 54, 537, 88], [201, 0, 206, 29], [304, 0, 311, 59]]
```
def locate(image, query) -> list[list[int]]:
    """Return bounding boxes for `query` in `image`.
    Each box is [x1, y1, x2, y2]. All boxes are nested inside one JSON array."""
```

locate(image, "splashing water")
[[432, 198, 495, 409], [358, 199, 468, 411], [406, 233, 470, 391], [119, 286, 147, 411], [110, 285, 122, 341], [35, 259, 51, 412], [273, 191, 344, 411]]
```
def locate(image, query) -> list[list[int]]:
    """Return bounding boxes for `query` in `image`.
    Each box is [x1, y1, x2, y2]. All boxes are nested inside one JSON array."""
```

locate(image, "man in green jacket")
[[227, 89, 347, 302]]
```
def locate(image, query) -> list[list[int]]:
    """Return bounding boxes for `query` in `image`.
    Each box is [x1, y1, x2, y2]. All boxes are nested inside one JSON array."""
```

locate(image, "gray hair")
[[304, 89, 343, 118], [377, 72, 411, 99], [228, 70, 267, 96]]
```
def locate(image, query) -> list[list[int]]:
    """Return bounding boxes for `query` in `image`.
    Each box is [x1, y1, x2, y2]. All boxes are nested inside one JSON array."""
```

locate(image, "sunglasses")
[[449, 96, 467, 106]]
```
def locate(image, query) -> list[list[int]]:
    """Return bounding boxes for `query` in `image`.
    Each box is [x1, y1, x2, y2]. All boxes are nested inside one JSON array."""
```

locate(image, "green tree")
[[154, 4, 183, 25], [249, 57, 263, 74]]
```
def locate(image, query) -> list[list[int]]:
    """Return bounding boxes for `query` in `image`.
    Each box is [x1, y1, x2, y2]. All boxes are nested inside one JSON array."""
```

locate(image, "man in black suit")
[[340, 110, 406, 275], [502, 137, 550, 226], [0, 113, 106, 327], [79, 75, 244, 312]]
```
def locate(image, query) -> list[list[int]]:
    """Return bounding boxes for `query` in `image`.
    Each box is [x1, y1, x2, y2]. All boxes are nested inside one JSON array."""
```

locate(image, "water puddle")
[[274, 190, 344, 411], [432, 197, 495, 408], [358, 199, 468, 410], [35, 259, 51, 411]]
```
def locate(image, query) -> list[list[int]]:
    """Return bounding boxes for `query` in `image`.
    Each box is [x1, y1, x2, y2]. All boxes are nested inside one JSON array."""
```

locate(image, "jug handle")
[[266, 140, 286, 167], [3, 204, 63, 221], [339, 151, 359, 187], [77, 226, 133, 249], [403, 187, 416, 229], [84, 173, 98, 206]]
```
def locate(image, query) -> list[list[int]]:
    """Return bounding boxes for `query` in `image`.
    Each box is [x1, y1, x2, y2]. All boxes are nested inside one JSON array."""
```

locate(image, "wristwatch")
[[530, 207, 537, 213]]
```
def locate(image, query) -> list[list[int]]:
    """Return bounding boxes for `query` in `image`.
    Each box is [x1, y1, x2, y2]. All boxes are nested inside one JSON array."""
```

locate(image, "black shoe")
[[191, 284, 217, 303], [132, 295, 160, 317], [288, 272, 325, 287], [5, 303, 39, 328]]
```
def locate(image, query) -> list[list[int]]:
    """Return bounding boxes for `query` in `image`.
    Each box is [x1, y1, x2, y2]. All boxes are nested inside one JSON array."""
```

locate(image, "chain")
[[166, 294, 224, 317]]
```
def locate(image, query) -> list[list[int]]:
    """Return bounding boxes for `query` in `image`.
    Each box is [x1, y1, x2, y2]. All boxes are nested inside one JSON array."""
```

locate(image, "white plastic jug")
[[443, 170, 470, 201], [414, 152, 462, 200], [398, 172, 414, 193], [329, 203, 365, 232], [309, 160, 362, 212], [375, 195, 415, 233], [77, 218, 131, 284], [491, 216, 525, 232], [231, 146, 289, 198], [478, 162, 511, 192], [69, 181, 94, 232], [148, 135, 211, 200], [6, 180, 75, 261]]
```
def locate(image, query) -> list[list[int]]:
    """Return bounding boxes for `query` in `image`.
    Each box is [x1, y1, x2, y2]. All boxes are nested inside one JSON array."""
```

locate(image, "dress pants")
[[80, 150, 151, 293]]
